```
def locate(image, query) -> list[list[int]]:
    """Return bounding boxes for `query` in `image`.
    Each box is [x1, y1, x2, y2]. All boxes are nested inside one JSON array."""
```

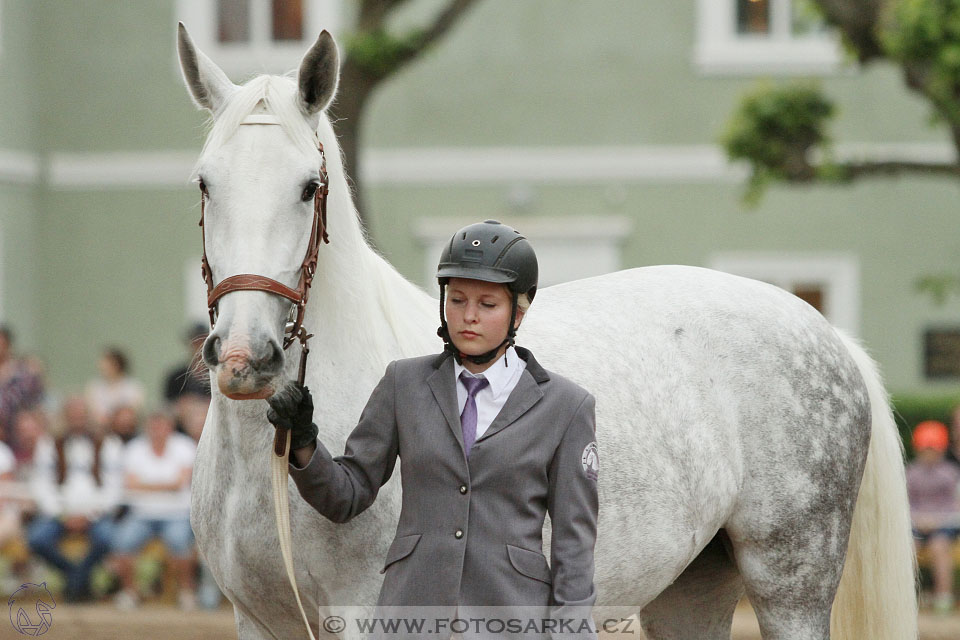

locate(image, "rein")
[[198, 114, 328, 640]]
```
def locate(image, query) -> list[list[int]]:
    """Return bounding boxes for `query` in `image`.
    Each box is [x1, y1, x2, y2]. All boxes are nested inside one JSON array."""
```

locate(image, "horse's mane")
[[191, 74, 319, 179]]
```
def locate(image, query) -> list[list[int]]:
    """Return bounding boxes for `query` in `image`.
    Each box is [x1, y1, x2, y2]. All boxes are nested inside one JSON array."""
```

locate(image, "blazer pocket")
[[380, 533, 422, 574], [506, 544, 552, 585]]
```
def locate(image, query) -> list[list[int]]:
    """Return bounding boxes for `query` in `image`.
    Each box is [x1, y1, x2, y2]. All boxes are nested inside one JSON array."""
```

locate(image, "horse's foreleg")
[[637, 530, 744, 640]]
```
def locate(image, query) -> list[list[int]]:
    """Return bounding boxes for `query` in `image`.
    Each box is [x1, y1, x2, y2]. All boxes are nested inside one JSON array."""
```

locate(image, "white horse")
[[177, 24, 917, 640]]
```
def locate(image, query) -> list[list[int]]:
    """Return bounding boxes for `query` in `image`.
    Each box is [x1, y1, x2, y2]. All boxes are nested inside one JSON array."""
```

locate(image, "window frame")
[[176, 0, 341, 77], [693, 0, 843, 76]]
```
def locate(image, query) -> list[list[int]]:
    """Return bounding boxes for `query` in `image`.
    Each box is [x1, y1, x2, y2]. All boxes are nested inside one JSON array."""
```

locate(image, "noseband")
[[198, 114, 330, 351]]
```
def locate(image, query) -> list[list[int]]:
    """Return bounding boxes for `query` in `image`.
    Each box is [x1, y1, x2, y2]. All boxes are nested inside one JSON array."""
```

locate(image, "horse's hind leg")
[[637, 530, 745, 640], [725, 477, 858, 640]]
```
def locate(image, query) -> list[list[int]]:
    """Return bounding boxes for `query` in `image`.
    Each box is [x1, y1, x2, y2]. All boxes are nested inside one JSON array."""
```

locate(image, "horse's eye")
[[301, 182, 319, 202], [198, 178, 208, 196]]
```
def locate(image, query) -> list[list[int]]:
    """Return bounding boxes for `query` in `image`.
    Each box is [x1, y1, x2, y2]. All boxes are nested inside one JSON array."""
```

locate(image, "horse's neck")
[[305, 243, 438, 374]]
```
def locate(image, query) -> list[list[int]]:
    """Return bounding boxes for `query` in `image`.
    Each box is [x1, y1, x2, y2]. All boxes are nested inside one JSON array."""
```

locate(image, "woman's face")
[[98, 354, 121, 379], [445, 278, 524, 356]]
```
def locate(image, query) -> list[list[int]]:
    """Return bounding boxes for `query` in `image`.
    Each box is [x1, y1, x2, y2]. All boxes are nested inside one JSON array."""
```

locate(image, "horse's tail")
[[831, 329, 918, 640]]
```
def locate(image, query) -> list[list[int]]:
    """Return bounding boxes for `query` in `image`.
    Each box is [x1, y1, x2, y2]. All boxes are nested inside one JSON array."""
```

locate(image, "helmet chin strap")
[[437, 290, 519, 367]]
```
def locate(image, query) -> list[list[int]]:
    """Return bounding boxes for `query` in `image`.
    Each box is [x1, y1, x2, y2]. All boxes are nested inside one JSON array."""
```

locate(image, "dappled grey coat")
[[288, 347, 598, 636]]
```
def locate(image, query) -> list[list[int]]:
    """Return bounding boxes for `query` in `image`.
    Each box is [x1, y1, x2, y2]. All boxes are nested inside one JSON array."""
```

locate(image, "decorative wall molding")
[[0, 149, 42, 185], [0, 142, 946, 189], [47, 151, 198, 189]]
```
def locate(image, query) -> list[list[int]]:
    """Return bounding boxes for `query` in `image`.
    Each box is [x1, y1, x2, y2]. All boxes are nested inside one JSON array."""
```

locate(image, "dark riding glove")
[[266, 382, 319, 451]]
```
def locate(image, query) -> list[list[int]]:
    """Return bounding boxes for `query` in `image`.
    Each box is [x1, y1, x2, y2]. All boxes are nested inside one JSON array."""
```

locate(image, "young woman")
[[268, 220, 599, 638]]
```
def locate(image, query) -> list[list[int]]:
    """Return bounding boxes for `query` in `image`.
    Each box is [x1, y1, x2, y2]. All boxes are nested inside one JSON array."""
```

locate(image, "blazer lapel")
[[427, 353, 465, 452], [474, 368, 543, 444]]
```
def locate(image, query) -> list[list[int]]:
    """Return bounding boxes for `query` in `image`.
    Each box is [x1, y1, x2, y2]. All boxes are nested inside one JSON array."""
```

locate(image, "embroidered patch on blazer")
[[581, 441, 599, 481]]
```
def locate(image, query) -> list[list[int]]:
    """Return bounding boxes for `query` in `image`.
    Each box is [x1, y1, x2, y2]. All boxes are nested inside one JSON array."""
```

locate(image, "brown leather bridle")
[[198, 115, 330, 352]]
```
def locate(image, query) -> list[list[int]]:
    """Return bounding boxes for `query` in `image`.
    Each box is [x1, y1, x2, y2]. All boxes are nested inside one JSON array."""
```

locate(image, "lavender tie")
[[459, 372, 489, 456]]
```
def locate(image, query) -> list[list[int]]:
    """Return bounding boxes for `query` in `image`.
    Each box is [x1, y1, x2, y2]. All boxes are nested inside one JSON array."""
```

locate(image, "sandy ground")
[[6, 600, 958, 640]]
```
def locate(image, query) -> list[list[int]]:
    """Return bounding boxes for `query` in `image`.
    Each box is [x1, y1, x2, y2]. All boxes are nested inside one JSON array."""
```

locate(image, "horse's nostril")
[[203, 335, 221, 366], [264, 340, 284, 373]]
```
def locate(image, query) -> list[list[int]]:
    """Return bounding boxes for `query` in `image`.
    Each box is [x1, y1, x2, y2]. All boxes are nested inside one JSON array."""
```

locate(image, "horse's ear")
[[177, 22, 237, 113], [297, 31, 339, 116]]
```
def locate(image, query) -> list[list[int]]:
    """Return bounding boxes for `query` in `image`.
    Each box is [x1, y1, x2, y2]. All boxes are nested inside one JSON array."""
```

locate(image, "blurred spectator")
[[0, 438, 20, 545], [907, 420, 960, 613], [85, 347, 144, 430], [163, 323, 210, 435], [0, 325, 45, 459], [108, 405, 140, 444], [13, 408, 46, 480], [946, 404, 960, 466], [1, 410, 46, 552], [179, 395, 209, 444], [0, 437, 27, 592], [27, 396, 123, 602], [112, 409, 197, 611]]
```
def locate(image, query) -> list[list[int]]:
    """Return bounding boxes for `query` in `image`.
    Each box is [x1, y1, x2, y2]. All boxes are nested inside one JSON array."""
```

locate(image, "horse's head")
[[177, 23, 338, 399]]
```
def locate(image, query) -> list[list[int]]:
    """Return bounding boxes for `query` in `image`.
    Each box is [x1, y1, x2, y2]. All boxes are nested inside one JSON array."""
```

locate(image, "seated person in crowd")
[[108, 405, 140, 444], [1, 408, 46, 589], [0, 326, 44, 461], [112, 409, 197, 611], [907, 420, 960, 613], [0, 438, 21, 558], [85, 347, 144, 431], [163, 323, 210, 436], [27, 396, 123, 602]]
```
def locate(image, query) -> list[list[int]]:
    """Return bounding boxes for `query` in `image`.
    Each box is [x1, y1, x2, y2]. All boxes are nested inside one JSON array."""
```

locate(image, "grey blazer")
[[289, 347, 598, 636]]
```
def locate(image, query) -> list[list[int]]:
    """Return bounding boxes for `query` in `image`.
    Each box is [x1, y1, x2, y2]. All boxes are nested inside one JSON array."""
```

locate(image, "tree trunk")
[[330, 59, 378, 237]]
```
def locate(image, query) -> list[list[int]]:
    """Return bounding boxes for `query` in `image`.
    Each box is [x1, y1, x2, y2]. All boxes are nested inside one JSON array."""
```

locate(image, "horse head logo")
[[8, 582, 56, 636], [581, 442, 599, 481]]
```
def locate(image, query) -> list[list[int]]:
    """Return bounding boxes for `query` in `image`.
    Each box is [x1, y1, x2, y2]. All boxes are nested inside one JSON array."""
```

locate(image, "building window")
[[694, 0, 842, 75], [177, 0, 340, 77], [708, 252, 860, 335]]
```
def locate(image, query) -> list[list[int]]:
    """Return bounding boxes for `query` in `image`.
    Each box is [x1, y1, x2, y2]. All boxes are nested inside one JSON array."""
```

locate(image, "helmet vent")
[[462, 232, 467, 239], [491, 235, 499, 243], [471, 240, 480, 247]]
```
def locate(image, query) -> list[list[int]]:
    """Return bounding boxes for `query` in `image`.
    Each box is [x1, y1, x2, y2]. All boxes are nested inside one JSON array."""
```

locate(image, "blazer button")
[[455, 529, 463, 539], [459, 485, 467, 494]]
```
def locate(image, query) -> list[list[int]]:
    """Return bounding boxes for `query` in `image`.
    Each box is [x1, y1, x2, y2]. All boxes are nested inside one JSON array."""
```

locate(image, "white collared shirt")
[[454, 345, 527, 439]]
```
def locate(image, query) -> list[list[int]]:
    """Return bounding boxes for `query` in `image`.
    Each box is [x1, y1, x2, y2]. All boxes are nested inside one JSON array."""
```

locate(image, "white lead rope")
[[271, 429, 319, 640]]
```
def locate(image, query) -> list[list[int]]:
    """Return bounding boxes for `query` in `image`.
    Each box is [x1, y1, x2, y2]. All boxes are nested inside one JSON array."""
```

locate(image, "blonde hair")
[[516, 291, 531, 314]]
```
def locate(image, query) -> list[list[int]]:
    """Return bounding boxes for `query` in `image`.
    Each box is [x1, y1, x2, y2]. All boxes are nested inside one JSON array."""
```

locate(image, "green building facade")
[[0, 1, 957, 406]]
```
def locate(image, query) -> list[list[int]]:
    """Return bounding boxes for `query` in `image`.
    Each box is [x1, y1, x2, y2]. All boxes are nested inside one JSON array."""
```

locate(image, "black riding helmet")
[[436, 220, 538, 365]]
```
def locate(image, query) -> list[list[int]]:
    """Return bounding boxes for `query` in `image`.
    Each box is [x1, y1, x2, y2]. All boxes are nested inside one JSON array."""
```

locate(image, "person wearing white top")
[[84, 347, 145, 430], [112, 409, 197, 610], [26, 396, 123, 602], [0, 439, 19, 546]]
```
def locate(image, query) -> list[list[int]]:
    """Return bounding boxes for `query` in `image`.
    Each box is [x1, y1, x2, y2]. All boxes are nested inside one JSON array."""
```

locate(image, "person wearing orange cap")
[[907, 420, 960, 613]]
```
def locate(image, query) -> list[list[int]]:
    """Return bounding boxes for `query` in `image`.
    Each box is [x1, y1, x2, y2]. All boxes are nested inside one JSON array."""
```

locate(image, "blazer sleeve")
[[546, 391, 599, 639], [287, 360, 399, 524]]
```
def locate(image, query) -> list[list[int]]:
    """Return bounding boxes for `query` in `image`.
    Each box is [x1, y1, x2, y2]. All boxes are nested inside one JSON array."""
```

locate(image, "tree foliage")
[[722, 0, 960, 205], [722, 83, 838, 204]]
